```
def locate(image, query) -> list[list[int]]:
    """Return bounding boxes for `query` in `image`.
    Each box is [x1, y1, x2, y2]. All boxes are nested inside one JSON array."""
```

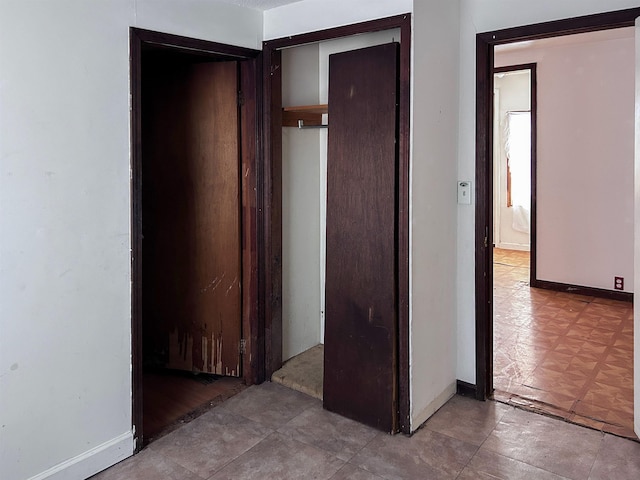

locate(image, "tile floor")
[[493, 248, 636, 439], [93, 382, 640, 480]]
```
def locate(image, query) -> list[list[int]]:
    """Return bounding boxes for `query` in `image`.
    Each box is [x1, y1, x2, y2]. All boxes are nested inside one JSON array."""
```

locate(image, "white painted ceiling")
[[215, 0, 305, 11]]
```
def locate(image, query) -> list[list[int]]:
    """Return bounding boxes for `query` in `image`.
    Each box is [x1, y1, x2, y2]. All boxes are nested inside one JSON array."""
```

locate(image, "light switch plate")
[[458, 181, 472, 205]]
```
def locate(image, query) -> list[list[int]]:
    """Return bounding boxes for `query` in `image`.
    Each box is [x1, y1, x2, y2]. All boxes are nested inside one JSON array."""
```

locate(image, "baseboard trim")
[[411, 381, 456, 432], [456, 380, 477, 398], [28, 431, 133, 480], [531, 279, 633, 303], [496, 242, 530, 252]]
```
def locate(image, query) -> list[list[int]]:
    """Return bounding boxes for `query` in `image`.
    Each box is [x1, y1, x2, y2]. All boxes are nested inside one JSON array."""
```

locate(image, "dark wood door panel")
[[143, 60, 242, 377], [324, 43, 399, 432]]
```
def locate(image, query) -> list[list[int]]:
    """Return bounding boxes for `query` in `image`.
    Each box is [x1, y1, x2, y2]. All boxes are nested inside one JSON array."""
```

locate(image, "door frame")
[[475, 7, 640, 401], [262, 13, 412, 433], [130, 28, 262, 449], [492, 63, 537, 280]]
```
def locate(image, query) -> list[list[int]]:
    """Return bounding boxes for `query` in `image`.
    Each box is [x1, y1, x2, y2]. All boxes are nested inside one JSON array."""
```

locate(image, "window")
[[505, 111, 531, 209]]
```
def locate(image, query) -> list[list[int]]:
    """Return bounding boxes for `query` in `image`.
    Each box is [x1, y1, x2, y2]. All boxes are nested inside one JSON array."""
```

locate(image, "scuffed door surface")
[[143, 60, 241, 377]]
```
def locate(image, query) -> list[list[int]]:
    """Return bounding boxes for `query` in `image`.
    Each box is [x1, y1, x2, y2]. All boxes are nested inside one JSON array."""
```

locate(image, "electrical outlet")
[[614, 276, 624, 291]]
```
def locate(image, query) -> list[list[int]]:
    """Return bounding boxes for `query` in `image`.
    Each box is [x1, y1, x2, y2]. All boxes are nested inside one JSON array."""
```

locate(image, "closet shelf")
[[282, 104, 328, 128]]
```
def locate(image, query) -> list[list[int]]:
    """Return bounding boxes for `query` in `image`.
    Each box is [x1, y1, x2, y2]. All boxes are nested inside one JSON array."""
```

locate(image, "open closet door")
[[634, 15, 640, 438], [143, 60, 242, 377], [324, 43, 399, 432]]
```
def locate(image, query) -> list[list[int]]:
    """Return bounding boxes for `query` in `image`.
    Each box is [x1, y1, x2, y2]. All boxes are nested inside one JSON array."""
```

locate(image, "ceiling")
[[215, 0, 305, 11]]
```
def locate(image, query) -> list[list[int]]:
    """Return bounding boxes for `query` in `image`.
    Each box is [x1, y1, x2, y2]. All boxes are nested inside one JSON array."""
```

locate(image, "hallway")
[[493, 248, 635, 439], [92, 382, 640, 479]]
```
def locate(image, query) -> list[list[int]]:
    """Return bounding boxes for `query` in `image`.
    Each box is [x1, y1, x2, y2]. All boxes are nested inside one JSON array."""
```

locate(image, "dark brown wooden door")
[[142, 58, 242, 377], [323, 43, 399, 432]]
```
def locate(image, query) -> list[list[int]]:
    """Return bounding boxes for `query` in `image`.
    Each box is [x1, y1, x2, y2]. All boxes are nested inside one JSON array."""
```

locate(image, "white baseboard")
[[28, 431, 134, 480], [410, 381, 456, 432], [496, 242, 530, 252]]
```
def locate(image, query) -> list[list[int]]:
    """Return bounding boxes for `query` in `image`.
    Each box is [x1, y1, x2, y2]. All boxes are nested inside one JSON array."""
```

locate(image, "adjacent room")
[[491, 27, 635, 438]]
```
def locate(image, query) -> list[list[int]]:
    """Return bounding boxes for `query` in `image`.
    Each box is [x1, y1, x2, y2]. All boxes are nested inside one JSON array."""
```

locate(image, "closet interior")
[[271, 28, 401, 401]]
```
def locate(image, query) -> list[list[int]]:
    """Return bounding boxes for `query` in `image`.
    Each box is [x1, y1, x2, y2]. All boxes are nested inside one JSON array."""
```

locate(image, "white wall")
[[493, 71, 531, 250], [0, 1, 261, 479], [410, 0, 460, 428], [495, 31, 634, 292], [264, 0, 411, 39], [282, 44, 322, 360], [457, 0, 640, 385]]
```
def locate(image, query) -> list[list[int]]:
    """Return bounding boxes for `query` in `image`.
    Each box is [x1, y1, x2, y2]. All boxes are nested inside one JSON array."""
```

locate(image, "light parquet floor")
[[493, 248, 636, 439]]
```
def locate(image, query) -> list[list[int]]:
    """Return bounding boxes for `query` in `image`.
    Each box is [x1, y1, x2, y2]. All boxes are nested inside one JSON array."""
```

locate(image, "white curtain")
[[505, 111, 531, 233]]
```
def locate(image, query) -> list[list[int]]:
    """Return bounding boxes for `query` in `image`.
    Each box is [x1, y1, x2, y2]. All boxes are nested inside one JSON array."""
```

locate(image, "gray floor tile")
[[481, 408, 603, 480], [94, 390, 639, 480], [90, 448, 203, 480], [424, 395, 512, 446], [208, 432, 345, 480], [458, 449, 570, 479], [350, 427, 477, 480], [219, 381, 318, 428], [589, 433, 640, 479], [329, 464, 385, 480], [278, 403, 379, 461], [148, 407, 273, 478]]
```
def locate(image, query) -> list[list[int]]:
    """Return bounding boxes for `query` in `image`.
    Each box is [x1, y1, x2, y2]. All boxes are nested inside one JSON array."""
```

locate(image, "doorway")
[[262, 14, 412, 433], [492, 65, 534, 258], [476, 8, 639, 438], [130, 28, 261, 448]]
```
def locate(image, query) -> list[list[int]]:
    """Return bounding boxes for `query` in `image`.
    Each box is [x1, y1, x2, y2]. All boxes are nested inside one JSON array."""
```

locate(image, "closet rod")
[[297, 119, 328, 129]]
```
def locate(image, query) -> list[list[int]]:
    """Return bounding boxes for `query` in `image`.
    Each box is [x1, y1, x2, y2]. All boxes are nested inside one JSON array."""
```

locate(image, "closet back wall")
[[282, 43, 322, 361]]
